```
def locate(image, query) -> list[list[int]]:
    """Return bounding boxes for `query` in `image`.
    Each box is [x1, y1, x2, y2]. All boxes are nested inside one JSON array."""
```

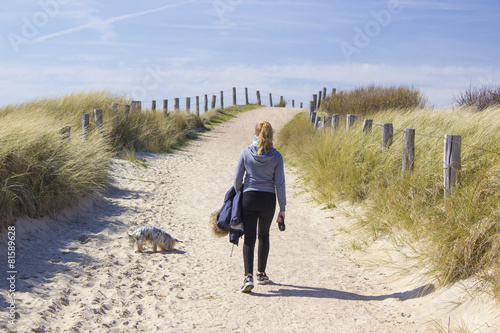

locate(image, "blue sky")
[[1, 0, 499, 108]]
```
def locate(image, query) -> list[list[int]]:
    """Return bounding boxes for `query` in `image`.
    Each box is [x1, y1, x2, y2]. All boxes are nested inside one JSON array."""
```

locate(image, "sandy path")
[[1, 107, 498, 332]]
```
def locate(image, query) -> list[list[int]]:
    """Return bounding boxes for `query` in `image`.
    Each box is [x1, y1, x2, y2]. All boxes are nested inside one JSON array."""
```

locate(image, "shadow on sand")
[[250, 282, 435, 301]]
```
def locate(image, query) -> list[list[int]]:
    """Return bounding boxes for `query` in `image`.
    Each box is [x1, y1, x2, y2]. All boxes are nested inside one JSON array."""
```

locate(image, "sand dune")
[[1, 107, 498, 332]]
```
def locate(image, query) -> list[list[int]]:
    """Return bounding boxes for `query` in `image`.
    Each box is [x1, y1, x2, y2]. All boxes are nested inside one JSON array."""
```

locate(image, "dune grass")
[[320, 85, 427, 117], [0, 91, 263, 229], [278, 106, 500, 295], [0, 108, 111, 226]]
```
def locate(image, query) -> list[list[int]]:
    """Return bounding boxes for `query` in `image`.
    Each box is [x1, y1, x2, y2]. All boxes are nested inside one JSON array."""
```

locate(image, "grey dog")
[[128, 226, 181, 252]]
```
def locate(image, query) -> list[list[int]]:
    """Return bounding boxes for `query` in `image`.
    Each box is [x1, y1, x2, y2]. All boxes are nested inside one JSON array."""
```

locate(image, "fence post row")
[[306, 103, 464, 195], [402, 128, 415, 172], [444, 134, 462, 196]]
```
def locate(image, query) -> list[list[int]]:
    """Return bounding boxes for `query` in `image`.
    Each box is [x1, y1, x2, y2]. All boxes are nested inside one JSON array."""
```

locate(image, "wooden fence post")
[[292, 100, 295, 108], [317, 91, 322, 109], [163, 100, 168, 117], [323, 87, 327, 101], [186, 97, 191, 113], [245, 88, 249, 105], [233, 87, 237, 106], [332, 88, 337, 96], [300, 102, 303, 108], [309, 101, 316, 123], [152, 100, 156, 111], [269, 93, 273, 107], [125, 105, 130, 119], [331, 114, 340, 132], [314, 116, 320, 129], [382, 123, 393, 150], [60, 126, 71, 140], [256, 91, 261, 105], [220, 91, 224, 109], [94, 109, 103, 133], [444, 134, 462, 196], [346, 114, 357, 130], [402, 128, 416, 172], [362, 119, 373, 134], [174, 98, 180, 111], [320, 116, 327, 131], [204, 95, 208, 112], [196, 96, 200, 116], [82, 113, 90, 141], [211, 95, 216, 109], [112, 103, 118, 127]]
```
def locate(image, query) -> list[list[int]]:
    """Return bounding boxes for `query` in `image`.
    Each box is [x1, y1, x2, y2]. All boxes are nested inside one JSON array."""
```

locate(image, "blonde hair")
[[255, 121, 273, 155]]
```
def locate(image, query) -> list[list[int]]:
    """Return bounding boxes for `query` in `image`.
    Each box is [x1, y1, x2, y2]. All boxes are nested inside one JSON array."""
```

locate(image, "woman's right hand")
[[277, 211, 285, 223]]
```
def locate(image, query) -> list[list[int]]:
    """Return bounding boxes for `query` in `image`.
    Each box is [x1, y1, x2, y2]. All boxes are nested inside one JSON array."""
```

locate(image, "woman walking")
[[234, 121, 286, 293]]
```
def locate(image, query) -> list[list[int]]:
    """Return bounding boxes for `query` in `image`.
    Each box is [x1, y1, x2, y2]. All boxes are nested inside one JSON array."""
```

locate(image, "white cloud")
[[0, 61, 496, 109]]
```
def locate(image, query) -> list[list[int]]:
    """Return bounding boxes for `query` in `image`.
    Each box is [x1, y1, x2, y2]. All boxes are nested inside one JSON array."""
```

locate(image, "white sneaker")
[[256, 272, 270, 285], [241, 275, 254, 293]]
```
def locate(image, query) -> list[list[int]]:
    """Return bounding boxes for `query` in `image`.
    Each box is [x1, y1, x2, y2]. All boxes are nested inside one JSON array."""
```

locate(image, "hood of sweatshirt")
[[247, 144, 278, 165]]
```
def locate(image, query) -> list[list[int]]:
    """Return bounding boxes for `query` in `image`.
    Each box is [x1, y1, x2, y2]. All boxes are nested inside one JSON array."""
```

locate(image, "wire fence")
[[308, 98, 500, 193]]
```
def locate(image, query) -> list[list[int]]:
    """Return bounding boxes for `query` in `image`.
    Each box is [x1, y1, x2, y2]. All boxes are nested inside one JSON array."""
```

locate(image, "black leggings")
[[241, 191, 276, 276]]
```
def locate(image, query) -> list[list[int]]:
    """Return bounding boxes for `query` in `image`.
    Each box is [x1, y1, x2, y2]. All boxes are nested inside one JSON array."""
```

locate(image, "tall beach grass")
[[278, 104, 500, 295], [321, 85, 427, 117], [0, 91, 262, 228]]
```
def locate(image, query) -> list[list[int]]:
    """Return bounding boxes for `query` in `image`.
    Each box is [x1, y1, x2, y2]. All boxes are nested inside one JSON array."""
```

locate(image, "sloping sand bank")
[[1, 107, 498, 332]]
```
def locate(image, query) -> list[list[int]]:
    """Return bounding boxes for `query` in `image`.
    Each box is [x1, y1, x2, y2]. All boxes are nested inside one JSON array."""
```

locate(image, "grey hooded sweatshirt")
[[234, 144, 286, 212]]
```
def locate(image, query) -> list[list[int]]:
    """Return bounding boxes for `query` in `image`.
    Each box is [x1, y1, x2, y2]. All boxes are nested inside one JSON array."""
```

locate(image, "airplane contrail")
[[32, 0, 196, 43]]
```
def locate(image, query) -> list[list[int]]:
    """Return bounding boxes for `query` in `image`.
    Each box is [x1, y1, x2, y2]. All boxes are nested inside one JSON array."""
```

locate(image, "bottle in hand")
[[278, 216, 285, 231]]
